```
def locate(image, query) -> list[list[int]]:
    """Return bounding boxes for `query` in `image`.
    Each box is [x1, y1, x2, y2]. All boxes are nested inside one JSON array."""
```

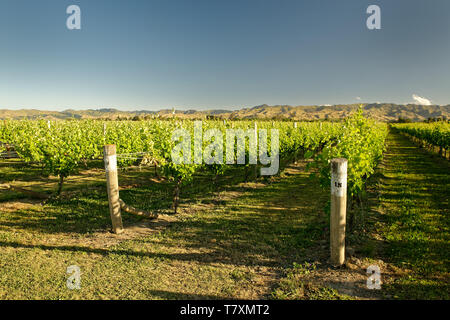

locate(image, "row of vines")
[[0, 111, 388, 211], [392, 122, 450, 158]]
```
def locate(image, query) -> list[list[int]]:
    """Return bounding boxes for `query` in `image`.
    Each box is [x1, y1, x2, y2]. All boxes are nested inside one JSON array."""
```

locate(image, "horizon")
[[1, 0, 450, 110], [1, 102, 449, 114]]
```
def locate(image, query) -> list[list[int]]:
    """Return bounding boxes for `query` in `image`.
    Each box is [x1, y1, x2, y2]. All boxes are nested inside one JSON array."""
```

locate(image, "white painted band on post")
[[105, 155, 117, 172], [331, 161, 347, 197]]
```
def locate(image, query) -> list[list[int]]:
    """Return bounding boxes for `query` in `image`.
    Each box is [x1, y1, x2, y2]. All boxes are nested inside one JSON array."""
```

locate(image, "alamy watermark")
[[171, 121, 279, 176], [66, 265, 81, 290], [66, 5, 381, 31], [66, 5, 81, 30], [366, 5, 381, 30], [366, 265, 382, 289]]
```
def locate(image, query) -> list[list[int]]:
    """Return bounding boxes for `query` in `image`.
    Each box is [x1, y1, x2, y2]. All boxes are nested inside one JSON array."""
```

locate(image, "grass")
[[271, 262, 354, 300], [0, 157, 337, 299], [362, 130, 449, 299]]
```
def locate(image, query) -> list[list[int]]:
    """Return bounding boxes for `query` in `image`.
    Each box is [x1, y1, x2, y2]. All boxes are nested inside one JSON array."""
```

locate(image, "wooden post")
[[103, 123, 107, 136], [6, 144, 13, 159], [254, 122, 258, 179], [330, 158, 347, 266], [104, 144, 124, 234]]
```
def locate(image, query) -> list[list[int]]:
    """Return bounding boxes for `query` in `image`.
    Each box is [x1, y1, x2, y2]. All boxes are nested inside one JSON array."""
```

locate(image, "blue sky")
[[1, 0, 449, 110]]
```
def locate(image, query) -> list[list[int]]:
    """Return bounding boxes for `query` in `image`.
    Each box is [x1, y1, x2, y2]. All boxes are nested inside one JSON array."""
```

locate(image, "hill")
[[0, 103, 448, 122]]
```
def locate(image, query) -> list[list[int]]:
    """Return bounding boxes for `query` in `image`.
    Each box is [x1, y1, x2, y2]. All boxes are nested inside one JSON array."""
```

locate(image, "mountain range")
[[0, 103, 449, 122]]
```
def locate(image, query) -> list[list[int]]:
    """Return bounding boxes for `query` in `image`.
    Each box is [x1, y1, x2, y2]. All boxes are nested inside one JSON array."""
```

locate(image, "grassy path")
[[370, 130, 449, 299]]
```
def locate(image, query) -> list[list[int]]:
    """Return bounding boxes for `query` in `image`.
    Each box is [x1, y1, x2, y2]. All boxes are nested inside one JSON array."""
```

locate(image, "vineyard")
[[0, 111, 387, 208], [392, 122, 450, 159], [0, 113, 448, 300]]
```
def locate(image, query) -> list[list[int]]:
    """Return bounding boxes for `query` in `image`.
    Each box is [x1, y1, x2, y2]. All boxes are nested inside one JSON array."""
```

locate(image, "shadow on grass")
[[0, 162, 329, 271]]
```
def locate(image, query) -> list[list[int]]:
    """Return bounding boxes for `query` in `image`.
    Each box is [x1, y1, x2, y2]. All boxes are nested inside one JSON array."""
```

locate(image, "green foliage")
[[308, 109, 388, 198], [392, 122, 450, 150], [0, 119, 343, 182], [1, 118, 375, 198]]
